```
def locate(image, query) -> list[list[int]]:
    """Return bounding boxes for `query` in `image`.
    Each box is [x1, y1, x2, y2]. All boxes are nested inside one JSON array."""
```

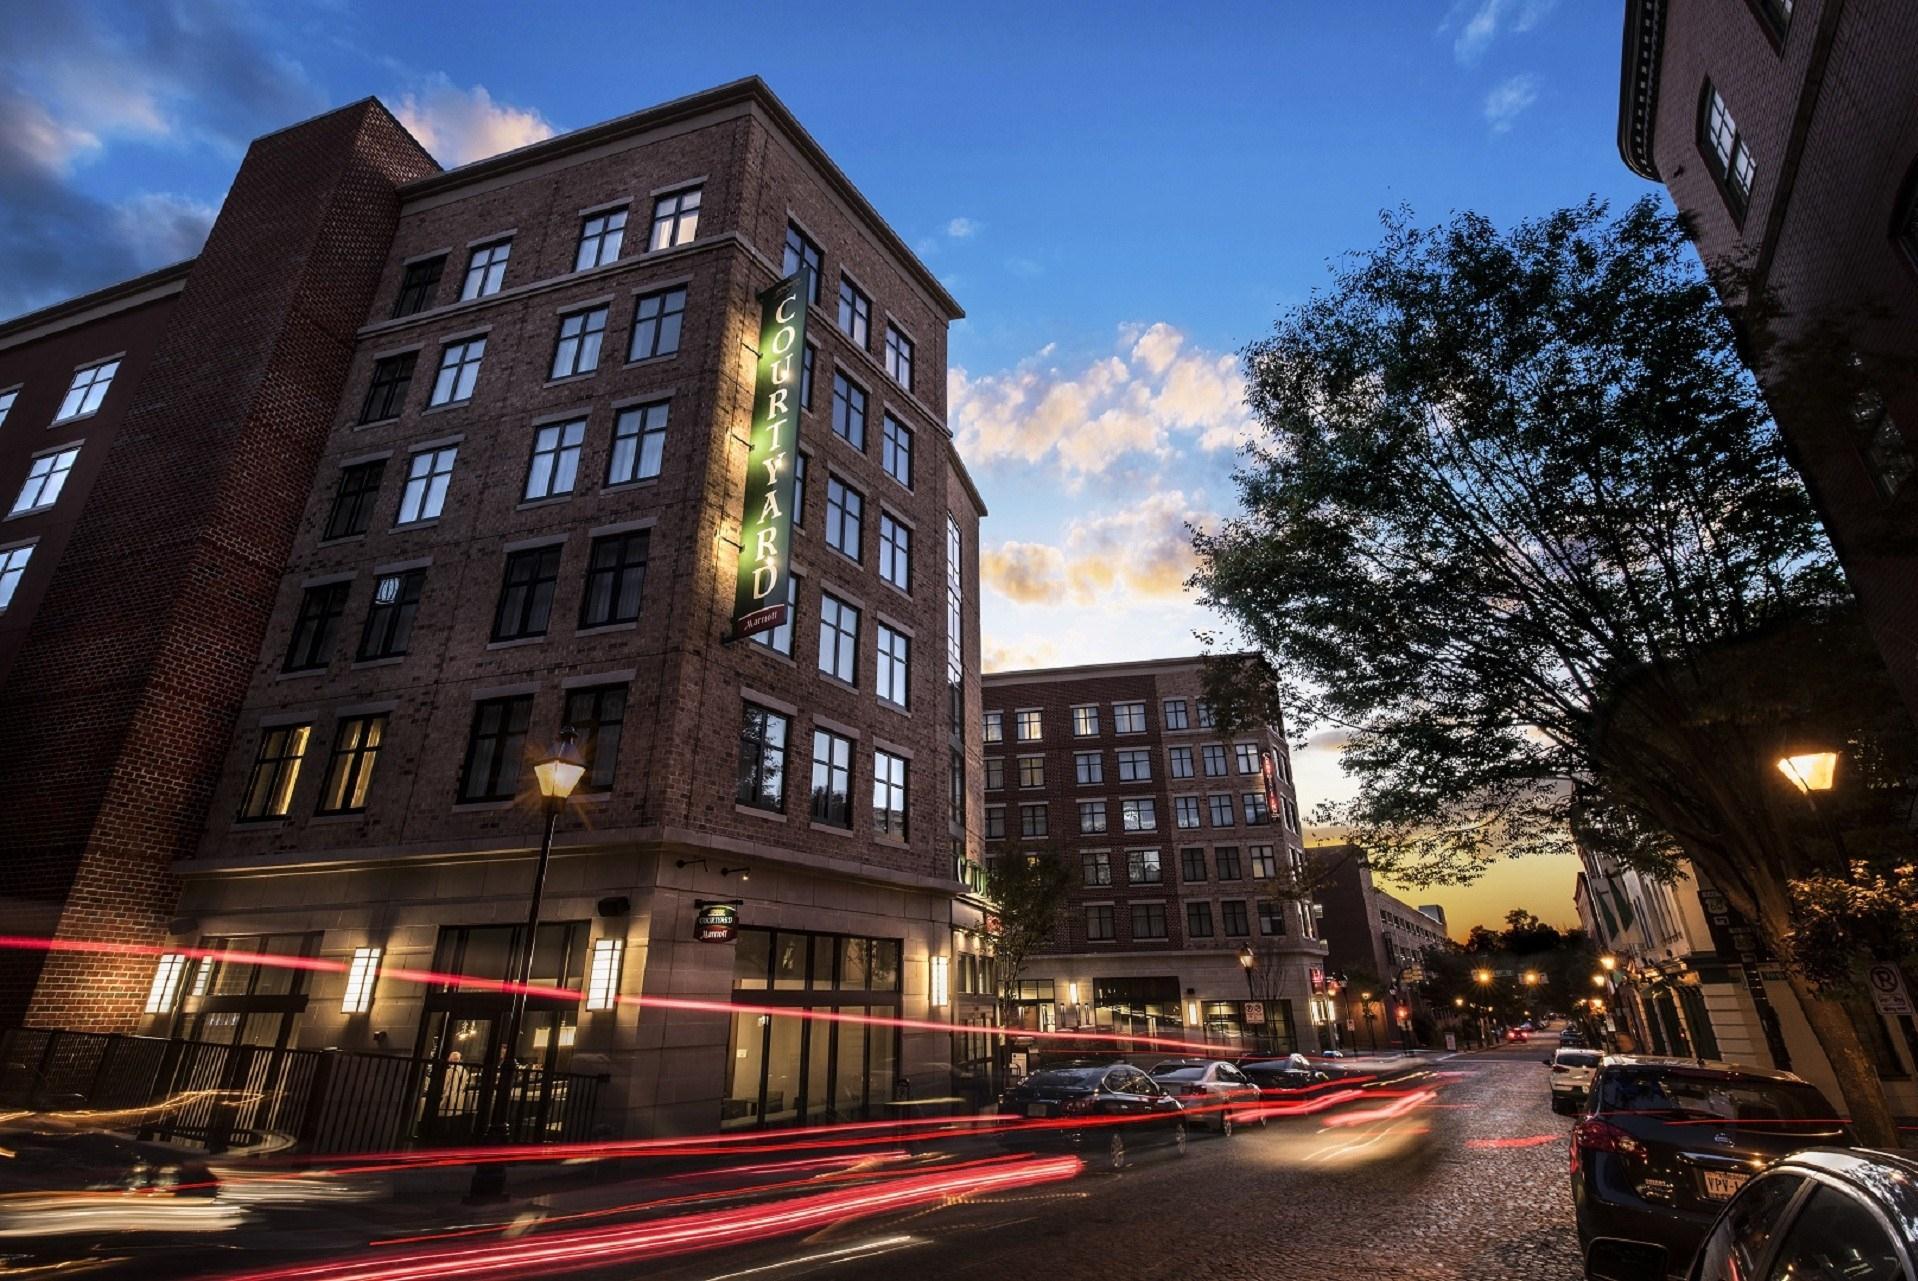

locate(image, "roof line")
[[1617, 0, 1666, 181], [0, 258, 195, 345], [984, 651, 1259, 683]]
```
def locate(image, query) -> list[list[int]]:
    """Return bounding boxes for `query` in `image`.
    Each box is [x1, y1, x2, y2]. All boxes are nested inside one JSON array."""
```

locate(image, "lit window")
[[460, 240, 511, 300], [629, 287, 686, 361], [429, 338, 485, 406], [929, 954, 949, 1007], [1015, 709, 1042, 741], [576, 208, 627, 271], [0, 543, 33, 611], [341, 946, 381, 1014], [551, 308, 608, 379], [586, 938, 625, 1010], [885, 325, 914, 390], [649, 187, 702, 251], [319, 715, 385, 814], [56, 360, 118, 421], [144, 953, 188, 1014], [10, 447, 80, 515], [239, 724, 311, 820]]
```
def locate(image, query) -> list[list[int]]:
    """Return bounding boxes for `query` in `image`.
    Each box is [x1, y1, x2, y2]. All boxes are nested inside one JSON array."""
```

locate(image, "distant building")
[[1306, 843, 1451, 1049], [1417, 904, 1449, 935]]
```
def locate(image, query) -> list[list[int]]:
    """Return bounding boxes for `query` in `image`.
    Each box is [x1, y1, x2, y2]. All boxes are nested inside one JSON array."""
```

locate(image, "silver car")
[[1146, 1059, 1264, 1136], [1546, 1046, 1601, 1114]]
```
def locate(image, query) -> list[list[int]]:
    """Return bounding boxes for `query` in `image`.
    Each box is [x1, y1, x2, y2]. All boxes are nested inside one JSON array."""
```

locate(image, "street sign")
[[1869, 965, 1914, 1017], [694, 901, 740, 943], [1243, 1000, 1266, 1026], [1309, 967, 1325, 993]]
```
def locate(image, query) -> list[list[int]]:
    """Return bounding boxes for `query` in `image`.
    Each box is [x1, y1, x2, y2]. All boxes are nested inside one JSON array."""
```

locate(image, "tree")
[[983, 852, 1072, 1034], [1192, 196, 1917, 1144]]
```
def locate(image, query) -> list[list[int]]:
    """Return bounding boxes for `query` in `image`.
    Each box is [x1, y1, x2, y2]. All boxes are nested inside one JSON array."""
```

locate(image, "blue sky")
[[0, 0, 1655, 930]]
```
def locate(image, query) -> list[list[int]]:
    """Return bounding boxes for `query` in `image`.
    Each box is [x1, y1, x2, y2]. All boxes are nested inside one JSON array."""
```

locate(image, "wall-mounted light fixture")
[[587, 937, 625, 1011], [930, 955, 951, 1008], [720, 865, 751, 881], [144, 953, 188, 1015], [1066, 981, 1080, 1006], [341, 946, 382, 1015]]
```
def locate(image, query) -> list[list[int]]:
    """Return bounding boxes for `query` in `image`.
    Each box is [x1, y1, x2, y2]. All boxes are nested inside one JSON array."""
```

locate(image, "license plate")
[[1701, 1170, 1749, 1200], [1026, 1103, 1050, 1118]]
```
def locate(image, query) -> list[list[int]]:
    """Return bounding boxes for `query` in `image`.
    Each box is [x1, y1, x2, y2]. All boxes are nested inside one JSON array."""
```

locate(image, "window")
[[1169, 746, 1194, 779], [1082, 851, 1112, 886], [579, 530, 648, 628], [831, 372, 867, 450], [1121, 798, 1157, 832], [1699, 82, 1756, 211], [825, 476, 863, 561], [1130, 903, 1167, 941], [551, 307, 608, 379], [392, 255, 444, 317], [1283, 796, 1300, 831], [1196, 701, 1216, 729], [607, 400, 669, 485], [429, 338, 485, 406], [359, 352, 416, 423], [1127, 849, 1162, 885], [1174, 796, 1201, 829], [837, 276, 870, 348], [1752, 0, 1793, 39], [884, 325, 913, 390], [459, 696, 531, 802], [793, 453, 809, 526], [881, 414, 912, 488], [1163, 698, 1189, 730], [0, 389, 14, 427], [524, 418, 586, 500], [1186, 902, 1214, 938], [461, 240, 511, 299], [1074, 751, 1105, 786], [1062, 706, 1094, 738], [817, 592, 860, 683], [984, 805, 1005, 839], [737, 703, 790, 812], [397, 446, 456, 524], [317, 714, 385, 815], [10, 447, 79, 515], [1019, 803, 1048, 837], [1015, 709, 1042, 741], [576, 208, 627, 270], [1259, 902, 1287, 936], [324, 460, 385, 540], [629, 287, 686, 361], [1216, 847, 1242, 880], [1114, 702, 1146, 734], [876, 624, 910, 707], [1201, 744, 1228, 776], [1764, 1185, 1902, 1281], [873, 749, 908, 838], [284, 581, 349, 672], [239, 724, 310, 820], [1849, 368, 1914, 499], [564, 685, 627, 792], [1117, 748, 1152, 782], [357, 569, 424, 660], [1221, 900, 1249, 937], [801, 343, 816, 410], [1086, 905, 1115, 942], [810, 728, 854, 827], [1250, 846, 1279, 879], [0, 543, 33, 611], [492, 545, 562, 641], [985, 756, 1005, 790], [56, 359, 118, 421], [1243, 792, 1272, 826], [1180, 848, 1207, 881], [1079, 800, 1107, 833], [748, 572, 797, 656], [1694, 1173, 1805, 1281], [1209, 794, 1236, 827], [879, 513, 910, 590], [1017, 755, 1045, 788], [783, 223, 823, 302], [649, 187, 701, 250], [1235, 743, 1262, 774], [984, 710, 1005, 744]]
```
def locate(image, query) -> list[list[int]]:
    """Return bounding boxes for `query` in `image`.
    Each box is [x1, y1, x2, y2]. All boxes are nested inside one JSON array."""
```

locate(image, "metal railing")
[[0, 1027, 605, 1155]]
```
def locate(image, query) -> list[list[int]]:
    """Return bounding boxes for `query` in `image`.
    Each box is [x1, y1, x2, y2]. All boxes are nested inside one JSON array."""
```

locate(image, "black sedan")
[[1572, 1056, 1852, 1277], [997, 1063, 1188, 1169]]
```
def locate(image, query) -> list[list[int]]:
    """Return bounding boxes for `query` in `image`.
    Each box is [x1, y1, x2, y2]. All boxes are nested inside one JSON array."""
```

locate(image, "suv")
[[1572, 1057, 1851, 1277], [1547, 1047, 1603, 1114]]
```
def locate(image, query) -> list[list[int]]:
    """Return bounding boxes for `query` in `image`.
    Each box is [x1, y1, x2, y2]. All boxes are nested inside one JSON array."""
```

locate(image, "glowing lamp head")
[[1474, 969, 1492, 985], [1522, 971, 1540, 986], [1453, 996, 1465, 1007], [1591, 974, 1606, 987], [1775, 751, 1837, 794], [1360, 990, 1373, 1002], [535, 726, 588, 799], [1599, 955, 1616, 972], [1238, 944, 1256, 971]]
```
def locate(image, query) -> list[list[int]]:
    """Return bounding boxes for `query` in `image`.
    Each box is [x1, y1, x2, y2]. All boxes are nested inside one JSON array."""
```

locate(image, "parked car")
[[997, 1064, 1188, 1169], [1572, 1056, 1851, 1278], [1584, 1148, 1917, 1280], [1559, 1025, 1588, 1048], [1546, 1047, 1603, 1114], [1146, 1059, 1264, 1136]]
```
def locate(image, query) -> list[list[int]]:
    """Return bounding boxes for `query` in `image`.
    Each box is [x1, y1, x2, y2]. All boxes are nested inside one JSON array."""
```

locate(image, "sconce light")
[[1066, 981, 1080, 1006], [586, 937, 625, 1011], [341, 947, 382, 1015], [721, 866, 751, 881], [930, 955, 951, 1008], [145, 953, 188, 1015]]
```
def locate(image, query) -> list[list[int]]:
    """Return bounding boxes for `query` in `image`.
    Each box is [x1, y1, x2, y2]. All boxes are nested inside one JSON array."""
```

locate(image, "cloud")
[[980, 490, 1216, 608], [1483, 73, 1540, 133], [950, 324, 1256, 478], [1449, 0, 1556, 64], [393, 76, 556, 167], [112, 192, 217, 265], [984, 638, 1063, 674], [945, 216, 979, 238]]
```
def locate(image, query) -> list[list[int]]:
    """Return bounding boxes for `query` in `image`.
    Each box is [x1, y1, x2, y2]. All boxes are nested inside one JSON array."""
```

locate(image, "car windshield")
[[1152, 1067, 1207, 1081], [1556, 1051, 1601, 1067], [1147, 1061, 1204, 1075], [1021, 1068, 1105, 1089], [1598, 1071, 1835, 1125]]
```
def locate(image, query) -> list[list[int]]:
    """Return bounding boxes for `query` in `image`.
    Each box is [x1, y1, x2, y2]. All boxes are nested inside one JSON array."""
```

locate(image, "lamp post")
[[467, 728, 586, 1203], [1474, 968, 1493, 1044], [1521, 970, 1540, 1022], [1238, 944, 1260, 1054], [1775, 750, 1848, 860], [1360, 989, 1376, 1053]]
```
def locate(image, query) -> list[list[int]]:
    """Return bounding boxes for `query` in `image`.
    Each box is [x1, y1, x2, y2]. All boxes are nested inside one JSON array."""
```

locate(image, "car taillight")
[[1574, 1117, 1644, 1157], [1061, 1097, 1093, 1115]]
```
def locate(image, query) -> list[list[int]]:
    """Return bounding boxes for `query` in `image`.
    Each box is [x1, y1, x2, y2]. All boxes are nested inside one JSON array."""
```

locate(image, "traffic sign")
[[1243, 1000, 1266, 1025], [1868, 965, 1913, 1017]]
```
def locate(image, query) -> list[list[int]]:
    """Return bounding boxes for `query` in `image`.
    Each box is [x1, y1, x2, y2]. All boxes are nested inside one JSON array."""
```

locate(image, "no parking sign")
[[1868, 965, 1913, 1017]]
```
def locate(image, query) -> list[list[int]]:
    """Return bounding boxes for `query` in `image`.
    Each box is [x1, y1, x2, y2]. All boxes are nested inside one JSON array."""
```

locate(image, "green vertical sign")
[[732, 270, 809, 641]]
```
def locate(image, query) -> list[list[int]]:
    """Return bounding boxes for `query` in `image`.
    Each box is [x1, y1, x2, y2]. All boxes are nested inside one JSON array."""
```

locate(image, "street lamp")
[[1360, 989, 1376, 1053], [468, 727, 585, 1202], [1775, 751, 1838, 794], [1238, 944, 1260, 1052], [1591, 974, 1606, 988], [1599, 955, 1616, 973]]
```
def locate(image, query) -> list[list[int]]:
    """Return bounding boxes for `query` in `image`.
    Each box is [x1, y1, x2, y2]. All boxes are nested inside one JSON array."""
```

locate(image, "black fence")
[[0, 1027, 605, 1155]]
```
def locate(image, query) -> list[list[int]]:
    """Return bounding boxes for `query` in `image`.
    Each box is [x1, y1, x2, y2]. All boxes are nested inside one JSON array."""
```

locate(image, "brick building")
[[0, 79, 990, 1138], [1305, 843, 1452, 1050], [981, 657, 1329, 1054], [1617, 0, 1918, 720]]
